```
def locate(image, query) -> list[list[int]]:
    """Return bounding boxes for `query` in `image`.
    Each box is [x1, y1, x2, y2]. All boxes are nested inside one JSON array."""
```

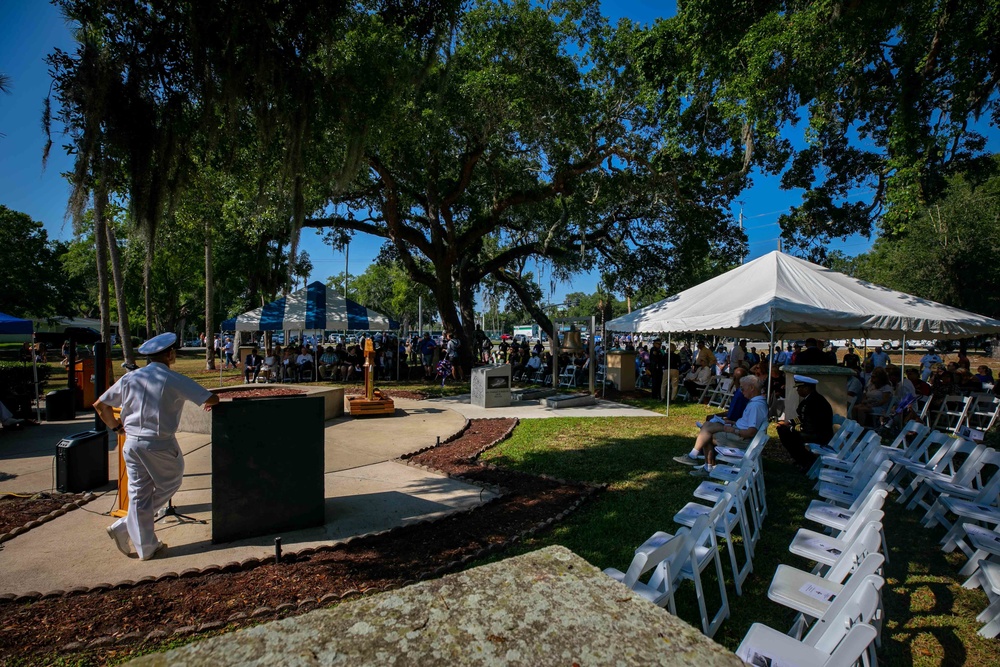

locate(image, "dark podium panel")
[[211, 396, 326, 543]]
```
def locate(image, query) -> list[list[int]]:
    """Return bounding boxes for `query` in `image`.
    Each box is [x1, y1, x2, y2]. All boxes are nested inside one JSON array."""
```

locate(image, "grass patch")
[[480, 415, 996, 664]]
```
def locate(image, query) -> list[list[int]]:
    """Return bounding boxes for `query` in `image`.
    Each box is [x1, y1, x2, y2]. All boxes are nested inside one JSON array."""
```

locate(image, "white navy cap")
[[793, 374, 818, 387], [138, 332, 177, 355]]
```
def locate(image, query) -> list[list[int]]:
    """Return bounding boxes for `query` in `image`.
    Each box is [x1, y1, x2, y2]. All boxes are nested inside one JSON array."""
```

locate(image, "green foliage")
[[0, 206, 86, 318], [836, 170, 1000, 317], [643, 0, 1000, 258], [327, 259, 437, 329]]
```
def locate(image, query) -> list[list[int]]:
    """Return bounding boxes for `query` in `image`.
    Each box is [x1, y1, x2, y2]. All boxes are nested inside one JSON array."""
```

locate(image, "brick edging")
[[0, 492, 97, 545]]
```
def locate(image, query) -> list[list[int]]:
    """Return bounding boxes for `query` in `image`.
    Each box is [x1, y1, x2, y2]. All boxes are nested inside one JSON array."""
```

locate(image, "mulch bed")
[[0, 492, 89, 536], [218, 388, 306, 399], [0, 418, 598, 664]]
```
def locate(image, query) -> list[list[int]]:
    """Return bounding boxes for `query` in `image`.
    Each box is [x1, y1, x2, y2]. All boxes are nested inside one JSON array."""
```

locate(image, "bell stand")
[[551, 315, 597, 395]]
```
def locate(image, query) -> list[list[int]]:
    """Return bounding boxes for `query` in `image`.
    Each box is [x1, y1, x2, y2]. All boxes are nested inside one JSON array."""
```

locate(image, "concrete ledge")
[[128, 546, 743, 666], [543, 393, 597, 409], [179, 386, 345, 434]]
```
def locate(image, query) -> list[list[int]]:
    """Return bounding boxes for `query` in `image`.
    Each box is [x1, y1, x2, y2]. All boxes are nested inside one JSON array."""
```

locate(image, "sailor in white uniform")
[[93, 333, 219, 559]]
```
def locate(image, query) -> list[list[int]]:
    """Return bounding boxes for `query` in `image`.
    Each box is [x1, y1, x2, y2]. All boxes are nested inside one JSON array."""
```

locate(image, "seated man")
[[673, 368, 749, 466], [318, 346, 339, 380], [243, 346, 263, 383], [687, 376, 767, 478], [776, 375, 833, 472], [295, 346, 315, 380]]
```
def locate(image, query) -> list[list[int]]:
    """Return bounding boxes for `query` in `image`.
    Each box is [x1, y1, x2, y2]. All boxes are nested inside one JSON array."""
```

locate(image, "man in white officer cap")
[[93, 332, 220, 559], [776, 374, 833, 472]]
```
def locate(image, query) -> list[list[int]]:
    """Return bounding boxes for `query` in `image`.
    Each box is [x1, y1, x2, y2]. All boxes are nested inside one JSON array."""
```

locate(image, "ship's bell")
[[561, 326, 585, 353]]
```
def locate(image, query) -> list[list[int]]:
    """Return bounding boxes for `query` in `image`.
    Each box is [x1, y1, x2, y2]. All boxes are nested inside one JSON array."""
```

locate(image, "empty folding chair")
[[886, 429, 954, 495], [676, 482, 755, 597], [922, 448, 1000, 533], [815, 433, 885, 488], [805, 482, 889, 533], [956, 523, 1000, 577], [806, 419, 864, 458], [969, 394, 1000, 431], [962, 560, 1000, 638], [816, 460, 893, 508], [694, 460, 764, 554], [932, 394, 975, 433], [737, 575, 883, 667], [603, 527, 690, 614], [769, 544, 885, 634], [673, 502, 731, 637], [903, 441, 987, 513], [789, 505, 886, 570]]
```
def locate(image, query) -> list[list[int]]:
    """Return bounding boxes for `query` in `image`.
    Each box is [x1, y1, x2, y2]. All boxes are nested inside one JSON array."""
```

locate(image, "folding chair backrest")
[[933, 440, 985, 482], [623, 528, 690, 588], [970, 394, 1000, 430], [827, 522, 884, 583], [827, 420, 863, 454], [847, 479, 890, 513], [822, 623, 879, 667], [808, 568, 885, 653], [907, 430, 952, 467], [886, 420, 930, 451]]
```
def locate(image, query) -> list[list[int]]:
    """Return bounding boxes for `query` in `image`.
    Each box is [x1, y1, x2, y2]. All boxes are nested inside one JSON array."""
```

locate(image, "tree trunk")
[[93, 185, 112, 361], [205, 218, 216, 371], [143, 241, 154, 339], [457, 274, 477, 371], [105, 223, 136, 365]]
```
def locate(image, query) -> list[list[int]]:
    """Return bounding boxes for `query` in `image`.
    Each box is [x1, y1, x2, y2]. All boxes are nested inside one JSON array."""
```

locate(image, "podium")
[[606, 350, 636, 391]]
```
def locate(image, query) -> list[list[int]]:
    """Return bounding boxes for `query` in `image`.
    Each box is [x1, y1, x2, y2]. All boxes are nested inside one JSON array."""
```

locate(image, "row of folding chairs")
[[735, 432, 894, 666], [821, 417, 1000, 639], [603, 430, 770, 638], [911, 392, 1000, 434], [871, 419, 1000, 638]]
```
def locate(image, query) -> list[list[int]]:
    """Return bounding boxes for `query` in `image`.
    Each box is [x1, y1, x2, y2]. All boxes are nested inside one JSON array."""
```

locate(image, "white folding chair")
[[969, 394, 1000, 431], [903, 441, 987, 513], [932, 394, 975, 433], [789, 505, 886, 569], [769, 543, 885, 633], [957, 523, 1000, 577], [805, 482, 889, 533], [738, 575, 883, 667], [676, 482, 755, 596], [816, 460, 893, 508], [676, 502, 731, 637], [962, 560, 1000, 638], [603, 527, 691, 613]]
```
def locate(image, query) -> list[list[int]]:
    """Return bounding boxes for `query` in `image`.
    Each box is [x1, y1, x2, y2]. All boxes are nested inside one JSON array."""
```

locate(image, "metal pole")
[[901, 332, 906, 384], [552, 324, 559, 390], [588, 316, 595, 395], [418, 296, 423, 337], [766, 310, 775, 403], [31, 331, 41, 422], [665, 332, 672, 417]]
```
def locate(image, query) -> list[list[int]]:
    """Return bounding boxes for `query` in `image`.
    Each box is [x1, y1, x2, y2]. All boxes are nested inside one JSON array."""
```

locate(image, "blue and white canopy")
[[222, 282, 397, 332], [0, 311, 32, 335]]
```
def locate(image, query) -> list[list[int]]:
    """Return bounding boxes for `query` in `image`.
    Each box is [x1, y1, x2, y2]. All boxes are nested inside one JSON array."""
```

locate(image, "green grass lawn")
[[479, 411, 998, 665]]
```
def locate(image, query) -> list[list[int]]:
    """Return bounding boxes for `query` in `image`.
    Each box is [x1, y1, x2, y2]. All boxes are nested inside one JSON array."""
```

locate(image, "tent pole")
[[901, 332, 906, 384], [219, 323, 224, 388], [665, 333, 672, 417], [32, 331, 41, 422], [766, 310, 775, 403]]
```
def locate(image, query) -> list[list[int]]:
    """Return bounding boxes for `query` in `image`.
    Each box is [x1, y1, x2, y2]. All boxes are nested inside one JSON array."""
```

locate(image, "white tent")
[[608, 251, 1000, 339]]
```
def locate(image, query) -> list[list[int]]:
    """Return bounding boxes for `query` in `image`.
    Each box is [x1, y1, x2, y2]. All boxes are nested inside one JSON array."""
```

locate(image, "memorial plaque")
[[471, 364, 512, 408], [211, 396, 325, 543]]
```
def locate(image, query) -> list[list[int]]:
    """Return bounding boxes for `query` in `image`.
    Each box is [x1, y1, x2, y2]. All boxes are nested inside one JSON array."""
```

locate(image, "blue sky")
[[0, 1, 964, 305]]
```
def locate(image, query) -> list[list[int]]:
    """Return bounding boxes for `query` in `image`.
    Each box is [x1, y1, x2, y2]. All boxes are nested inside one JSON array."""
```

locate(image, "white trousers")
[[111, 436, 184, 559]]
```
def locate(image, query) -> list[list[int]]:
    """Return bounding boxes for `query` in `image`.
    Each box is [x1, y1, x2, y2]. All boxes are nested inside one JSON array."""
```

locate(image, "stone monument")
[[471, 364, 512, 408]]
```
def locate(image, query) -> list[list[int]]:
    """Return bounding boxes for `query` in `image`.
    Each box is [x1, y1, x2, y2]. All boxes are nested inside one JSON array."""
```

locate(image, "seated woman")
[[854, 367, 892, 425], [682, 364, 712, 402], [974, 365, 994, 386], [260, 348, 278, 382]]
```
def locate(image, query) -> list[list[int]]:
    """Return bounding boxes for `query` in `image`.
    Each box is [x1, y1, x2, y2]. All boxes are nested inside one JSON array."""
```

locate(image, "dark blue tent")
[[0, 311, 32, 335]]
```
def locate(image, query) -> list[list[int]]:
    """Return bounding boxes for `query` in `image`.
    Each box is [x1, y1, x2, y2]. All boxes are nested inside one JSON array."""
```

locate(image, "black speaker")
[[56, 430, 109, 492]]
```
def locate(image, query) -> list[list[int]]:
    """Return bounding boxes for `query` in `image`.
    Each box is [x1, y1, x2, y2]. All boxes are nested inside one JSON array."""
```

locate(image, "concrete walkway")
[[0, 399, 480, 596], [425, 393, 664, 420]]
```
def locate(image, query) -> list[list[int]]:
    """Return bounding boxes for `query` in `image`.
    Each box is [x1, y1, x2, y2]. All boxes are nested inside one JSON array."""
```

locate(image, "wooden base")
[[348, 397, 396, 417]]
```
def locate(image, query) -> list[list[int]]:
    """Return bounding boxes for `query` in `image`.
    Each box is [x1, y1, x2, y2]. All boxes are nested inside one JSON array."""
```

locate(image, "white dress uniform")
[[100, 334, 212, 559]]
